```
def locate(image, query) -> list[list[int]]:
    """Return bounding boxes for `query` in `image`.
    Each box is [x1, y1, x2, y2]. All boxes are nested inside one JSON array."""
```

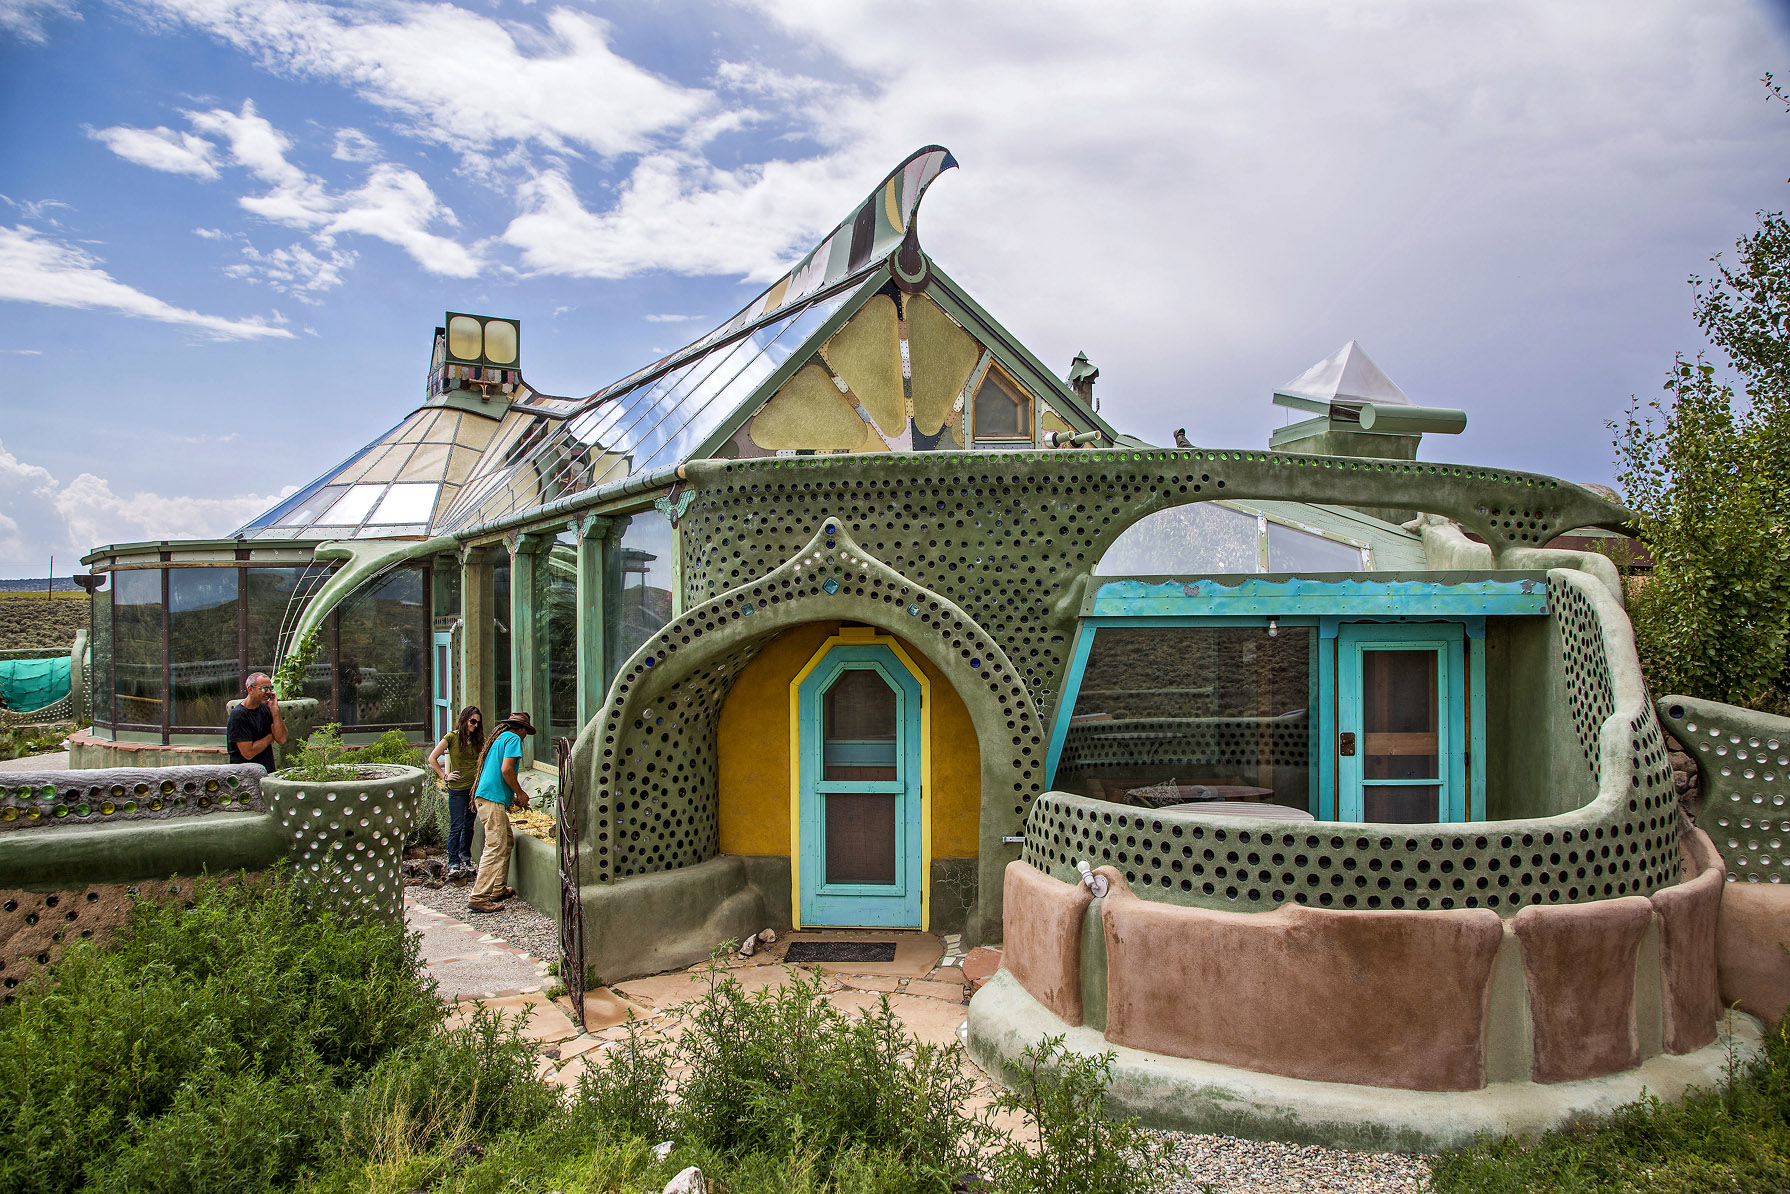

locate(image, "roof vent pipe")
[[1068, 351, 1099, 410]]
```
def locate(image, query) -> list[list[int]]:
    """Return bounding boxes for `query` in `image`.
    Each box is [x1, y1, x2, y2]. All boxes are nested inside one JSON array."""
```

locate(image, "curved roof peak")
[[586, 146, 957, 407]]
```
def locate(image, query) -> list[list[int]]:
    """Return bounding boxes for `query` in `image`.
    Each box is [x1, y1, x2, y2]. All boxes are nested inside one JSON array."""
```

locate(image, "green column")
[[575, 514, 612, 732], [460, 548, 496, 730]]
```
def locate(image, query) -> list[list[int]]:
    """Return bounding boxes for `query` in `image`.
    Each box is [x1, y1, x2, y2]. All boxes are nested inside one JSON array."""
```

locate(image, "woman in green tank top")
[[427, 706, 484, 877]]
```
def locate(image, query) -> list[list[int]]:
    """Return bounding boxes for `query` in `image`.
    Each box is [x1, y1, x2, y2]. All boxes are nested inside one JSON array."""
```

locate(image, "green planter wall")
[[263, 763, 424, 920]]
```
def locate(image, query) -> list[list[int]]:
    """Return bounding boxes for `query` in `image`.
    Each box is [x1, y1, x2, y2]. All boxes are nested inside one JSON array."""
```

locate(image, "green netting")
[[0, 657, 70, 713]]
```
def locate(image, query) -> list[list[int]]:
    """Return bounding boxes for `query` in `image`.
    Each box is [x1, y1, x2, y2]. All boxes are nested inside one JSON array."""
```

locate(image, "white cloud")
[[644, 313, 702, 323], [140, 0, 709, 159], [0, 224, 293, 339], [0, 439, 295, 571], [331, 127, 381, 162], [0, 0, 78, 44], [97, 100, 482, 279], [87, 123, 221, 179], [224, 240, 357, 299]]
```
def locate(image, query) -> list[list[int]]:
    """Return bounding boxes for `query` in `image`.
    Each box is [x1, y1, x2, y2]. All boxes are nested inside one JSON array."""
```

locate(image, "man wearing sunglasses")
[[227, 673, 288, 771]]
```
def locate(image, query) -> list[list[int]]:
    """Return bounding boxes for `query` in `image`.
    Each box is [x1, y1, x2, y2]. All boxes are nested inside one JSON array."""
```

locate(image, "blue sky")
[[0, 0, 1787, 576]]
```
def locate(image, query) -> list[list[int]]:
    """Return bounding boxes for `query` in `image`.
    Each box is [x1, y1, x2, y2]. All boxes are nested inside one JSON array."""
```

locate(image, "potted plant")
[[261, 723, 426, 921]]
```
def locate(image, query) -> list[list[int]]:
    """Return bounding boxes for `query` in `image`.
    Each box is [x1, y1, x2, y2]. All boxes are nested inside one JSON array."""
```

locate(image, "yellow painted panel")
[[717, 622, 981, 860], [905, 294, 981, 437], [749, 363, 871, 451], [823, 294, 904, 436], [1041, 403, 1073, 438]]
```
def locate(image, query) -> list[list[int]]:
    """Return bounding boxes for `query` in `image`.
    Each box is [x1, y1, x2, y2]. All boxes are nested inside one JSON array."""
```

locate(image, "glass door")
[[797, 644, 923, 927], [1337, 624, 1466, 823]]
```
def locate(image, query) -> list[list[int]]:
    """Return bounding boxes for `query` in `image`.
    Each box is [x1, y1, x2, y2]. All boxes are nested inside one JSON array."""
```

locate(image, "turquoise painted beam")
[[1086, 575, 1550, 619], [282, 535, 457, 663]]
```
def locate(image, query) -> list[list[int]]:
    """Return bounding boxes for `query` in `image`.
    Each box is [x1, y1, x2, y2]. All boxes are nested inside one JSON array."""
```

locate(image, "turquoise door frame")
[[797, 643, 924, 927], [431, 631, 454, 741], [1336, 622, 1468, 823]]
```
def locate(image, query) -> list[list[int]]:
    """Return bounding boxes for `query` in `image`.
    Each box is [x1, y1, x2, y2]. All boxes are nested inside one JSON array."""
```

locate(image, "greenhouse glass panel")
[[335, 566, 428, 727], [168, 568, 240, 728], [611, 510, 675, 673], [368, 483, 439, 524], [90, 583, 113, 725], [1094, 503, 1261, 575], [245, 567, 327, 699], [536, 534, 579, 740], [317, 484, 383, 527], [1266, 521, 1366, 572], [113, 568, 163, 727]]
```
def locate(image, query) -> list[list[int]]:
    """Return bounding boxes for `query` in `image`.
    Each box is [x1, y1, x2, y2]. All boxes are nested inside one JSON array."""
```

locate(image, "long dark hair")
[[472, 713, 520, 785], [454, 705, 485, 753]]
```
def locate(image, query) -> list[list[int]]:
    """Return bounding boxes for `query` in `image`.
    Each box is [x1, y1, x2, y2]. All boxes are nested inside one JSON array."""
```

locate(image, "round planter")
[[263, 763, 425, 921]]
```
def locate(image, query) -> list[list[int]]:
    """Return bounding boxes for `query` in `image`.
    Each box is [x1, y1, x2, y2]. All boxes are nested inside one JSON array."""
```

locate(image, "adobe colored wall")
[[1652, 827, 1724, 1053], [715, 621, 980, 859], [1101, 874, 1503, 1091], [1718, 882, 1790, 1026], [1000, 861, 1093, 1025], [1512, 896, 1652, 1083]]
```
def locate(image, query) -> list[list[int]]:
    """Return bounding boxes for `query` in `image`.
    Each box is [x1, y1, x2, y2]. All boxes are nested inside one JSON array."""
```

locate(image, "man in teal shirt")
[[469, 711, 535, 913]]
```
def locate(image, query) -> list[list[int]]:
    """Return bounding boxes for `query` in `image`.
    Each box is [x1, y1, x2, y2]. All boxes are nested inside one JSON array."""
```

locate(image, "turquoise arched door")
[[797, 644, 924, 927]]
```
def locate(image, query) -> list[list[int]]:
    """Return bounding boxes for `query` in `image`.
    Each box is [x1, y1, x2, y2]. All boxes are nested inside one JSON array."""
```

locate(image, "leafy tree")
[[1612, 77, 1790, 713]]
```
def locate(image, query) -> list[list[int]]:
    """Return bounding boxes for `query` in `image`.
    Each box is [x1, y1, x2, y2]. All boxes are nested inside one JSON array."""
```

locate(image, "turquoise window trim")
[[1336, 623, 1472, 823], [798, 645, 923, 925], [1087, 576, 1549, 619]]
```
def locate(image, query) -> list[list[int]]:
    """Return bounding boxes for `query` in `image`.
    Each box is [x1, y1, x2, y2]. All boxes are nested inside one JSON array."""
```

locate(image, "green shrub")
[[0, 868, 442, 1193], [986, 1036, 1182, 1194], [280, 724, 360, 782], [356, 728, 425, 768], [671, 959, 983, 1190], [572, 1017, 674, 1141]]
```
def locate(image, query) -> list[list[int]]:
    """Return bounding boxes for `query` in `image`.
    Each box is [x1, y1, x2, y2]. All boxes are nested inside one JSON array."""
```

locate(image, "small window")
[[1265, 521, 1368, 571], [972, 365, 1032, 443]]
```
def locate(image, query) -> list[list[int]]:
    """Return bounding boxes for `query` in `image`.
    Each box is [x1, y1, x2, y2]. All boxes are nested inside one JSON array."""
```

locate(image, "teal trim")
[[798, 645, 922, 927], [1337, 623, 1469, 823], [1468, 633, 1487, 819], [1088, 575, 1549, 619], [1044, 623, 1099, 788], [431, 631, 453, 740], [1317, 626, 1336, 819]]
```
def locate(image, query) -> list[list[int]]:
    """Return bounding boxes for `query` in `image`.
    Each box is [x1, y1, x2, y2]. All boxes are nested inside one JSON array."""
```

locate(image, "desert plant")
[[572, 1016, 675, 1141], [279, 723, 361, 783], [986, 1036, 1184, 1194]]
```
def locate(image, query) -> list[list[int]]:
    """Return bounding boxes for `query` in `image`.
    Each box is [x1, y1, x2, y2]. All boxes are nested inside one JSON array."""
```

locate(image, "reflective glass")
[[112, 569, 163, 727], [448, 315, 482, 360], [1094, 503, 1261, 575], [1266, 521, 1366, 572], [1056, 626, 1313, 811], [245, 567, 325, 700], [318, 484, 384, 527], [168, 569, 239, 727], [369, 483, 439, 524], [610, 510, 674, 673], [493, 559, 511, 716], [483, 319, 518, 365], [536, 536, 579, 740], [1362, 650, 1439, 780], [972, 367, 1031, 441], [335, 566, 428, 727], [90, 581, 113, 724]]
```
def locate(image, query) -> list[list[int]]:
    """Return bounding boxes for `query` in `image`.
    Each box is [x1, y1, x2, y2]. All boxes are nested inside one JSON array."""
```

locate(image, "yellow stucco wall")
[[717, 621, 981, 859]]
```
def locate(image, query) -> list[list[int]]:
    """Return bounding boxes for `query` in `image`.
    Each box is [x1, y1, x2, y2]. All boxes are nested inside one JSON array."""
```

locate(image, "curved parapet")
[[1656, 694, 1790, 884], [1022, 567, 1679, 914]]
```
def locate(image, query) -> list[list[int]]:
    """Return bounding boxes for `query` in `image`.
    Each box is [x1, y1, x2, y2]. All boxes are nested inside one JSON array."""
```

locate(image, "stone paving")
[[0, 749, 70, 772], [403, 893, 999, 1101]]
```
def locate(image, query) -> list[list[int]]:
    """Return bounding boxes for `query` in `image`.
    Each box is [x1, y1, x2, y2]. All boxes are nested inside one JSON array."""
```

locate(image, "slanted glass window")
[[972, 365, 1032, 443], [1266, 520, 1367, 571], [611, 509, 675, 672], [112, 569, 163, 727], [1094, 503, 1260, 575], [1054, 625, 1313, 812], [536, 533, 579, 741], [168, 569, 238, 728]]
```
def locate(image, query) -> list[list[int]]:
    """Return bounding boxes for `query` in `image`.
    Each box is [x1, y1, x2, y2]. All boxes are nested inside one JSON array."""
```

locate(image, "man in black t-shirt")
[[227, 673, 288, 770]]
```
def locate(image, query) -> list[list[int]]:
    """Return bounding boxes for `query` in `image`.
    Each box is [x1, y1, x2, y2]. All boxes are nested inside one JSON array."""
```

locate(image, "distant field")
[[0, 590, 90, 651]]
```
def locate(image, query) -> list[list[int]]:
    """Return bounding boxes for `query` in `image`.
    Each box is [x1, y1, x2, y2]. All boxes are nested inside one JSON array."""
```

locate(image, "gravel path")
[[404, 862, 562, 967], [1151, 1132, 1430, 1193]]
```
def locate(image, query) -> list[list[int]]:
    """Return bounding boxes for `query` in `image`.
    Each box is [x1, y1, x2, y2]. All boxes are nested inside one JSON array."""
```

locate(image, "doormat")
[[783, 941, 897, 963]]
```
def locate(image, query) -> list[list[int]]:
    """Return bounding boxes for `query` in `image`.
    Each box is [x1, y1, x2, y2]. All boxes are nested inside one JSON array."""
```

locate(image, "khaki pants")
[[472, 797, 513, 901]]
